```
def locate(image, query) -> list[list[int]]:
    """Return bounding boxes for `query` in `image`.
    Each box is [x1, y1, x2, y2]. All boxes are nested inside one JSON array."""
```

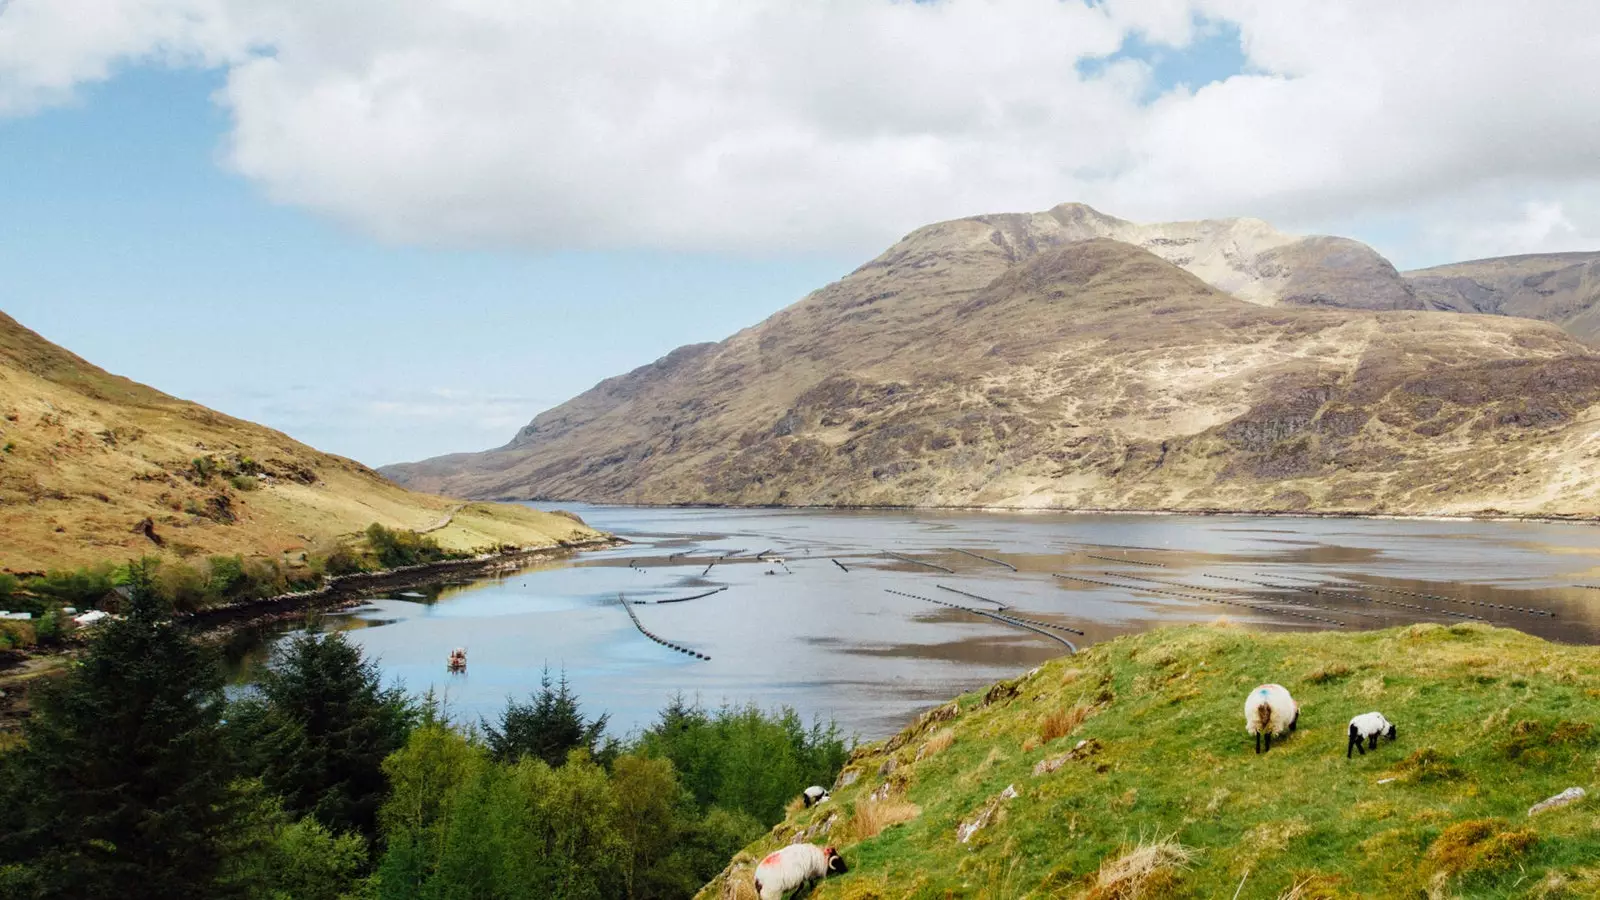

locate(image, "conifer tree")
[[0, 559, 247, 899], [483, 665, 612, 768], [229, 625, 415, 842]]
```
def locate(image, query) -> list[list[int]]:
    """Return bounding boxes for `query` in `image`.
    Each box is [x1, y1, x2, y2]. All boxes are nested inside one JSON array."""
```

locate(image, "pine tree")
[[483, 666, 611, 768], [0, 559, 247, 899], [230, 625, 415, 842]]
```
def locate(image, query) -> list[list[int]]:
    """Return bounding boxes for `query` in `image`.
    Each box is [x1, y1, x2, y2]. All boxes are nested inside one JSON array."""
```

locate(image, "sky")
[[2, 0, 1599, 467]]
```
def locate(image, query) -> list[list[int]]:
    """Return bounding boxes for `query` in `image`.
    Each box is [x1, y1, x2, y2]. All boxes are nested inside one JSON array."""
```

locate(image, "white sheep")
[[1346, 711, 1396, 758], [1243, 683, 1299, 753], [753, 843, 847, 900], [801, 785, 830, 808]]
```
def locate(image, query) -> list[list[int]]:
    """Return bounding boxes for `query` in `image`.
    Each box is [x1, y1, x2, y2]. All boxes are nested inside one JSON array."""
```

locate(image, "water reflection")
[[224, 506, 1600, 739]]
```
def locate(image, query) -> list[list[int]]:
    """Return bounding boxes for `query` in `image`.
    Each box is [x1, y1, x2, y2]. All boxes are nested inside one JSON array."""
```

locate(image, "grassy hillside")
[[700, 624, 1600, 899], [0, 311, 600, 572]]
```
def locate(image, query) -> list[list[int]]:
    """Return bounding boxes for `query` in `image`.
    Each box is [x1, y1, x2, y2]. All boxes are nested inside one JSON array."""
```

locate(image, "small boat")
[[447, 647, 467, 672]]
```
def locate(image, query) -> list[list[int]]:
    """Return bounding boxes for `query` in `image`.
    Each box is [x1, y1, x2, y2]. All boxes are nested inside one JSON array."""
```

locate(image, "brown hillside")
[[1408, 251, 1600, 344], [384, 229, 1600, 517], [0, 311, 599, 572]]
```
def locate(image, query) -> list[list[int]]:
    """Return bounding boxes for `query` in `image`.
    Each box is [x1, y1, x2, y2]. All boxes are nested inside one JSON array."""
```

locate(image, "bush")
[[24, 564, 115, 610], [32, 611, 65, 647], [229, 474, 259, 492], [0, 620, 36, 650], [364, 523, 455, 569], [634, 696, 849, 826]]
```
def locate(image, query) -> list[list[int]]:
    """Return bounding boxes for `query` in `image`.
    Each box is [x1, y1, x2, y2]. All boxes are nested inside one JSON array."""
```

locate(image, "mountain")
[[0, 311, 599, 572], [1407, 252, 1600, 343], [382, 210, 1600, 518]]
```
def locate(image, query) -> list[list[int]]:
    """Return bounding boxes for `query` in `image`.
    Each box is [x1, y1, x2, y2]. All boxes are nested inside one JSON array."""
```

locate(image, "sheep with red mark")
[[753, 843, 847, 900]]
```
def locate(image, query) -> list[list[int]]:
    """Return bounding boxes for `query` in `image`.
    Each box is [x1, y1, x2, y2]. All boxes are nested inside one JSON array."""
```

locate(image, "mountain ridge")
[[382, 229, 1600, 517]]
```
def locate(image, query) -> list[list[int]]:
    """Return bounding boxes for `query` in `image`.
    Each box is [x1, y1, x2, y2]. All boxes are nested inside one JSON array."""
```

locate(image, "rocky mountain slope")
[[696, 623, 1600, 898], [0, 311, 600, 572], [383, 211, 1600, 518], [1407, 252, 1600, 344]]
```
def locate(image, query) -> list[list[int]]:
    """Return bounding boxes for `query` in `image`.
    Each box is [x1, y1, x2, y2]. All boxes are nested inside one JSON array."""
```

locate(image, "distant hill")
[[382, 215, 1600, 517], [1407, 252, 1600, 344], [0, 311, 599, 572]]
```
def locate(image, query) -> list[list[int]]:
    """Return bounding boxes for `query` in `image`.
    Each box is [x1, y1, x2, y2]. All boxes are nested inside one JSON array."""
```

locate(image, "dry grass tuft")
[[1304, 663, 1352, 684], [717, 871, 760, 900], [1038, 704, 1090, 744], [1426, 818, 1538, 879], [1386, 747, 1464, 785], [1087, 833, 1196, 900], [919, 727, 955, 759], [838, 797, 922, 844]]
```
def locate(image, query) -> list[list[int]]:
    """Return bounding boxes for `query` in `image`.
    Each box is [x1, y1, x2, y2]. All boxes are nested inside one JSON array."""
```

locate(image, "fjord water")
[[226, 506, 1600, 739]]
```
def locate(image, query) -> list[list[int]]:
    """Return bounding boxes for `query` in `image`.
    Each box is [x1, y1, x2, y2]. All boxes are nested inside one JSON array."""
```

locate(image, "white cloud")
[[3, 0, 1600, 262]]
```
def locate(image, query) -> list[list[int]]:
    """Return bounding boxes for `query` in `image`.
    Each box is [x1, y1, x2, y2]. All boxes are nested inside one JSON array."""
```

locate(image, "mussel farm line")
[[885, 588, 1077, 652], [618, 594, 710, 661]]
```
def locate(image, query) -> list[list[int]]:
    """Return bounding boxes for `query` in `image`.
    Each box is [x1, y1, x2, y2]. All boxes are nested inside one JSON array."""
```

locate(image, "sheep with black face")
[[1347, 711, 1397, 758], [753, 843, 847, 900]]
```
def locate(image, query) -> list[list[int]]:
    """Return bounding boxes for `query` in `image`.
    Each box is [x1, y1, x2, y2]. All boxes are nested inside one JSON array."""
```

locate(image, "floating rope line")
[[631, 586, 729, 605], [949, 548, 1018, 571], [1053, 574, 1346, 627], [719, 548, 745, 559], [1069, 541, 1177, 553], [887, 589, 1076, 652], [1227, 573, 1487, 621], [1245, 572, 1520, 620], [1121, 573, 1384, 620], [883, 551, 954, 573], [1082, 553, 1167, 568], [935, 584, 1009, 609], [935, 585, 1087, 634], [702, 561, 716, 577], [619, 594, 710, 660], [1323, 580, 1553, 618], [832, 559, 850, 572]]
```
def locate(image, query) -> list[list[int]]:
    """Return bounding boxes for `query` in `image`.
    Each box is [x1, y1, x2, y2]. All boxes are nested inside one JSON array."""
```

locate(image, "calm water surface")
[[225, 506, 1600, 739]]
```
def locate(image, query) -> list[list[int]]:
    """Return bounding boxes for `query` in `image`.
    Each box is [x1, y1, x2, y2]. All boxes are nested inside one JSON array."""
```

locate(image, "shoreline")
[[182, 535, 625, 638], [510, 498, 1600, 527], [0, 535, 624, 731]]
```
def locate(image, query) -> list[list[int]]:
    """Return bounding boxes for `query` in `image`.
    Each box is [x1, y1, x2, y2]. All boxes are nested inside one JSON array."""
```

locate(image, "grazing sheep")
[[801, 785, 830, 808], [1243, 684, 1299, 753], [1347, 711, 1397, 758], [753, 843, 847, 900]]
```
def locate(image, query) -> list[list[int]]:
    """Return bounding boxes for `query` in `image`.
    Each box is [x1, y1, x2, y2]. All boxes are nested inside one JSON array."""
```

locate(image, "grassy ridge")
[[701, 624, 1600, 899]]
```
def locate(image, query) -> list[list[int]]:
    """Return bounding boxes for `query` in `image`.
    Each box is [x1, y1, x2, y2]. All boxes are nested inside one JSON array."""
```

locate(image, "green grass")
[[699, 623, 1600, 899]]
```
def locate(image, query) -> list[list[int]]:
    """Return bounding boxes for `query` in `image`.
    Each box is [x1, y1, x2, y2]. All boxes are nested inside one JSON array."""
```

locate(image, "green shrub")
[[364, 523, 456, 569], [33, 610, 65, 647], [633, 696, 849, 826], [229, 474, 259, 492], [0, 619, 36, 650], [190, 456, 217, 483], [24, 564, 115, 610]]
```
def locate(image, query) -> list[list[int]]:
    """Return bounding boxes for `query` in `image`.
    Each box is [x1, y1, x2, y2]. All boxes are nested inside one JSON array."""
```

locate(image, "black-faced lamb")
[[753, 843, 847, 900], [1244, 683, 1299, 753], [801, 785, 830, 808], [1346, 711, 1397, 758]]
